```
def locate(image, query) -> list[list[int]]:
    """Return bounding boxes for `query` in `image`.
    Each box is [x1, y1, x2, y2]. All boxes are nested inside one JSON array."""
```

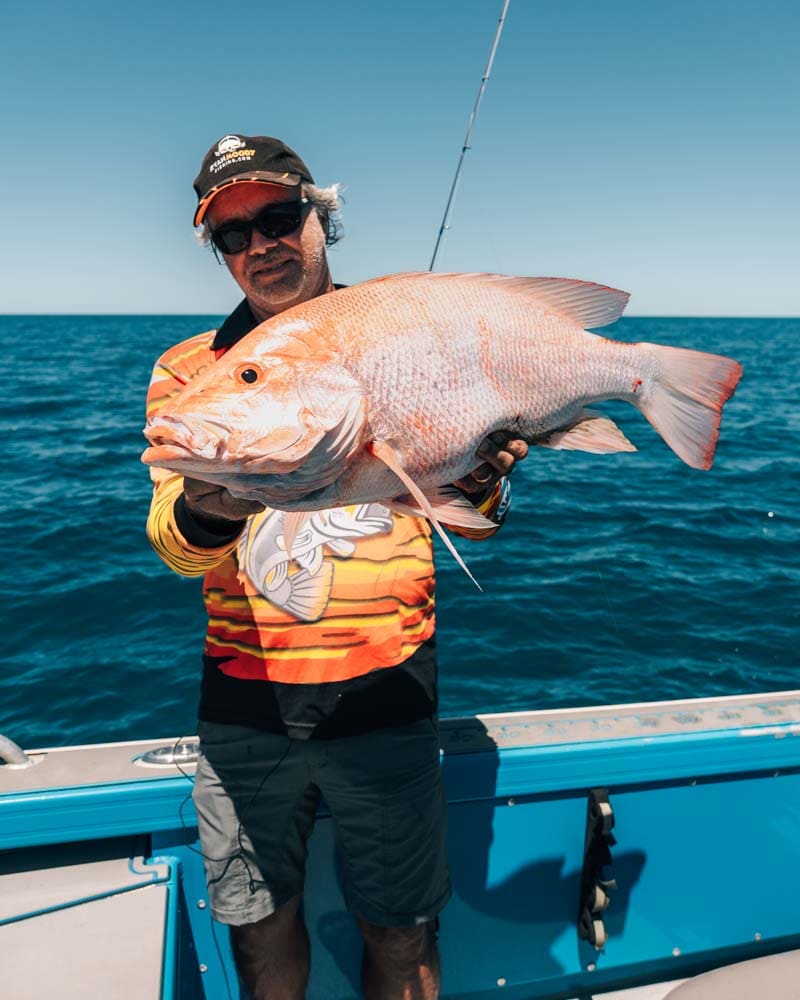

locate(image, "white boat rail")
[[0, 734, 31, 768]]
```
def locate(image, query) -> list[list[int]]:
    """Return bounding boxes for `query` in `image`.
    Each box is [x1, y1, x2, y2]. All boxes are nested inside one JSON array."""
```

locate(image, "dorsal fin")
[[359, 272, 630, 330], [497, 276, 630, 329]]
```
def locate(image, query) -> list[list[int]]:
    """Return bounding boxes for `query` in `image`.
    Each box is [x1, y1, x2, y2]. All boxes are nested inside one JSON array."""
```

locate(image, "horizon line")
[[1, 312, 797, 320]]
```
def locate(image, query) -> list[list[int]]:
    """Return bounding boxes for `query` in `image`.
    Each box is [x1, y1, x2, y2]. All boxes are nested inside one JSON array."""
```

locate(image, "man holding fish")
[[145, 135, 528, 1000], [145, 135, 742, 998]]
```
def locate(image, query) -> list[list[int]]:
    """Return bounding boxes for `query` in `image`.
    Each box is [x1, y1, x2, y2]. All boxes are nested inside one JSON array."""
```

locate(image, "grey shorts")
[[192, 718, 451, 927]]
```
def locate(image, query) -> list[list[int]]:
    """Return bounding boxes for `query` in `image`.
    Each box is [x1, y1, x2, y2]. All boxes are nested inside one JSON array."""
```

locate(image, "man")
[[146, 134, 528, 999]]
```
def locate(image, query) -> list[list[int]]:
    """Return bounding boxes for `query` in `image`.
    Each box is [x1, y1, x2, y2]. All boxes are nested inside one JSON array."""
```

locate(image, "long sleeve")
[[144, 332, 243, 577], [146, 468, 243, 577]]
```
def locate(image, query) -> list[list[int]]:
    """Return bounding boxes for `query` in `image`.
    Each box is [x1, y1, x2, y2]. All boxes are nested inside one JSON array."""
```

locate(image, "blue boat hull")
[[2, 692, 800, 998]]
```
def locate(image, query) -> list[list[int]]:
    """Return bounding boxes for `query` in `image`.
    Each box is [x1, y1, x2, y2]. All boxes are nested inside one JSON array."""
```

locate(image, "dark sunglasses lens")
[[211, 226, 249, 255], [256, 202, 303, 239], [209, 202, 304, 254]]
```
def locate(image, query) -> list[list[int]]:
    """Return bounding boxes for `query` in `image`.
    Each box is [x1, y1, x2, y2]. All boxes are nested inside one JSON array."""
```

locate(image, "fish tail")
[[636, 344, 743, 469]]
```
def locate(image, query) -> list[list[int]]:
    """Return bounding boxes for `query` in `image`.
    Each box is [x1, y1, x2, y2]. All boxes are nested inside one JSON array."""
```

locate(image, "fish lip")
[[141, 444, 195, 466], [144, 414, 226, 462], [144, 418, 310, 474], [143, 417, 190, 449]]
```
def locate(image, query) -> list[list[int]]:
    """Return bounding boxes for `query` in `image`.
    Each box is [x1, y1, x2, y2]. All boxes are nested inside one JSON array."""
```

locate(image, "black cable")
[[170, 731, 293, 998], [172, 732, 292, 887]]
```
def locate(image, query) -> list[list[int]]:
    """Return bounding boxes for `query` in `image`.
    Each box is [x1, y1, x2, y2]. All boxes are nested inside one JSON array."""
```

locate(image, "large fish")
[[142, 273, 742, 582]]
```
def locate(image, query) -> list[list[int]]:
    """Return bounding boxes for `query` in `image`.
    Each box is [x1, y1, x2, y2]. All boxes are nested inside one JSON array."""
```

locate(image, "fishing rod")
[[429, 0, 511, 272]]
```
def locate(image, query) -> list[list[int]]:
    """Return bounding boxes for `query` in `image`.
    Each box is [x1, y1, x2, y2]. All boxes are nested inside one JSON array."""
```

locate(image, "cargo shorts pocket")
[[320, 719, 451, 927], [192, 722, 316, 924], [192, 746, 254, 916]]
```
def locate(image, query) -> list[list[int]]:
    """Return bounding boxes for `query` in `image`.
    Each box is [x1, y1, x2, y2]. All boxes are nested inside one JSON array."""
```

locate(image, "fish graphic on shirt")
[[237, 504, 394, 622]]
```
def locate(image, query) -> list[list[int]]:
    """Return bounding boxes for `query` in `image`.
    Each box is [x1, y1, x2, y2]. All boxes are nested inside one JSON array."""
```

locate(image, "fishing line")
[[429, 0, 511, 271], [170, 732, 295, 997], [172, 732, 292, 892], [427, 0, 625, 644]]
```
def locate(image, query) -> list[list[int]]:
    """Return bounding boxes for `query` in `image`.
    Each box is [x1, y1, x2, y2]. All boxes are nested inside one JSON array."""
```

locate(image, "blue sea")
[[1, 315, 797, 750]]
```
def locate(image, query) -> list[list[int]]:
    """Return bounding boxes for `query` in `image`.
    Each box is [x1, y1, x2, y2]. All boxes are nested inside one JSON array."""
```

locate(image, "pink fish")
[[142, 273, 742, 582]]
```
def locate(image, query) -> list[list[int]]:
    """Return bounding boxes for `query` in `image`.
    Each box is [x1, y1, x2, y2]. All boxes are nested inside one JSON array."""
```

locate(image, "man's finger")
[[470, 463, 496, 485], [478, 436, 528, 466], [486, 432, 529, 455], [183, 477, 223, 499], [217, 493, 266, 518], [505, 438, 528, 460], [183, 477, 265, 521], [476, 439, 515, 474], [453, 463, 497, 494]]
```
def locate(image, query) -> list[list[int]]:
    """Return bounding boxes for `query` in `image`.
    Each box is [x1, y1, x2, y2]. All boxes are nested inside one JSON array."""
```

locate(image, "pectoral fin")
[[539, 410, 637, 454], [369, 440, 482, 591]]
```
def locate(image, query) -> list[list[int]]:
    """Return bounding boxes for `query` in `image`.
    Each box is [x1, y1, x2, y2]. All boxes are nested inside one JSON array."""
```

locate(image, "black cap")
[[193, 134, 315, 226]]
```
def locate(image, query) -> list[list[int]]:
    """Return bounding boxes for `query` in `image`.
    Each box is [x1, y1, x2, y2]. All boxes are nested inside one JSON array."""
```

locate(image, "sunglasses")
[[209, 199, 309, 255]]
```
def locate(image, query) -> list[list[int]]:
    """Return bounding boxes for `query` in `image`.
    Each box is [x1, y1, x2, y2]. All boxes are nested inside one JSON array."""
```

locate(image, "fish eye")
[[234, 365, 261, 385]]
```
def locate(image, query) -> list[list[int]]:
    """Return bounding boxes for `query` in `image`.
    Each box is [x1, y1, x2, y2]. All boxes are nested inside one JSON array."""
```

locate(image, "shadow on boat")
[[313, 718, 646, 995]]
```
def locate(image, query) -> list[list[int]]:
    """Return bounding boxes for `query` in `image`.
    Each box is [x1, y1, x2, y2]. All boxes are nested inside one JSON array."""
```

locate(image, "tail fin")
[[636, 344, 743, 469]]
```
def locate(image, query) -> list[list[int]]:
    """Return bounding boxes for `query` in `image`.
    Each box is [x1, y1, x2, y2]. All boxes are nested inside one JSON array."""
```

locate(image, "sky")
[[1, 0, 798, 316]]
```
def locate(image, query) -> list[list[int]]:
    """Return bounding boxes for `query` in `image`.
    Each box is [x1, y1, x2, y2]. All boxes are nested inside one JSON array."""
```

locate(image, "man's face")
[[206, 182, 331, 319]]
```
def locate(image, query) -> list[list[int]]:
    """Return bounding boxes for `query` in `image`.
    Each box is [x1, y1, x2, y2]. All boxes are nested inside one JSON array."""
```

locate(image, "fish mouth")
[[142, 414, 309, 474], [142, 415, 225, 466], [141, 443, 196, 466], [142, 387, 366, 490]]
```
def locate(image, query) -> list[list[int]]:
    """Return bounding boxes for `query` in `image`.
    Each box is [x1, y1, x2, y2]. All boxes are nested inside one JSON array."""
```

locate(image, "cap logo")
[[209, 135, 258, 176], [216, 135, 246, 156]]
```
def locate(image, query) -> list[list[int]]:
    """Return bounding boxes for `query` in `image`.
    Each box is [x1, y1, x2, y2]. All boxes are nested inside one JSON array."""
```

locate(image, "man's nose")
[[248, 228, 279, 254]]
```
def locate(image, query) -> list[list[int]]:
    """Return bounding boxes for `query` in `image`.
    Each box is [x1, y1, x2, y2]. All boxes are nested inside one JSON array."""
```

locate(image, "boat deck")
[[1, 837, 171, 999], [2, 690, 800, 998]]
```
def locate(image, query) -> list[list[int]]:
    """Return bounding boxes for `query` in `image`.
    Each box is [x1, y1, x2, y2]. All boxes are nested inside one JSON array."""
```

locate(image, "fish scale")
[[342, 288, 614, 477]]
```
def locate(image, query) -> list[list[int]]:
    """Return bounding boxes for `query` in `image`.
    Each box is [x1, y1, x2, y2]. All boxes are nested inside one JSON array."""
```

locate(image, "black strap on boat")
[[578, 787, 617, 950]]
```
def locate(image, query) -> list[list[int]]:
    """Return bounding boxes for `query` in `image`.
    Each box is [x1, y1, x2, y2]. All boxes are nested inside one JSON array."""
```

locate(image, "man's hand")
[[454, 430, 529, 496], [183, 477, 266, 525]]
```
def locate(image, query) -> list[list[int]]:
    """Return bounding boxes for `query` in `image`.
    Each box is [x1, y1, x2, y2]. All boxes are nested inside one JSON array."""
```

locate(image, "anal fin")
[[539, 409, 637, 454]]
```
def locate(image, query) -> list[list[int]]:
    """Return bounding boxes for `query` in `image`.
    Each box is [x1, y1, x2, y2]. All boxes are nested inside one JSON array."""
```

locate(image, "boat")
[[3, 688, 800, 998]]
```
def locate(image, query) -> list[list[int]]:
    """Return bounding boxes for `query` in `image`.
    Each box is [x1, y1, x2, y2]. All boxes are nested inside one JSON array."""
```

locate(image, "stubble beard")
[[247, 250, 330, 319]]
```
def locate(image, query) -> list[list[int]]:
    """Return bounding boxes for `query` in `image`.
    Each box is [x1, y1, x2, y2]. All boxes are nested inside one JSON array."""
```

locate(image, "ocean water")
[[1, 315, 797, 750]]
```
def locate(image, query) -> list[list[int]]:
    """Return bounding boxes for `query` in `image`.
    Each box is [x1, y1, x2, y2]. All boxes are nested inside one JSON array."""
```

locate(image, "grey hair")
[[196, 182, 344, 249]]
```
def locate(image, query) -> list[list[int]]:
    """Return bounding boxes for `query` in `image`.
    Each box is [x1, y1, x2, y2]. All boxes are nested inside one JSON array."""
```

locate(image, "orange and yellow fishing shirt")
[[146, 299, 509, 738]]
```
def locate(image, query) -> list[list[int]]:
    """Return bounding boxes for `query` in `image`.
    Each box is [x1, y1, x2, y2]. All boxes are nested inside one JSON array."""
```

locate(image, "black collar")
[[211, 298, 258, 351], [211, 286, 348, 352]]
